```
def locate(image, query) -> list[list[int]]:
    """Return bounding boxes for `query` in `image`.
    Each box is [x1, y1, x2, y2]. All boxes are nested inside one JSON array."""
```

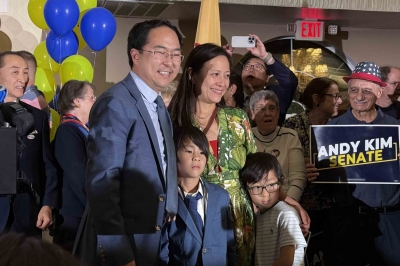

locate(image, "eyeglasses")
[[81, 95, 96, 101], [253, 105, 278, 113], [243, 63, 266, 71], [323, 93, 341, 101], [140, 49, 184, 62], [247, 181, 280, 195]]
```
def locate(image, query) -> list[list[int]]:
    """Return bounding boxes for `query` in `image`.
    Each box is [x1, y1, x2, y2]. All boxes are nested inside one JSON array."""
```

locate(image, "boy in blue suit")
[[160, 126, 237, 266]]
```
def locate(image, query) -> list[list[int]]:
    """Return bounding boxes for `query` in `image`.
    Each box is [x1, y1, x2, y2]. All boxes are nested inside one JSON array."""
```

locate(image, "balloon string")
[[58, 35, 62, 92], [45, 30, 54, 75], [92, 51, 97, 83]]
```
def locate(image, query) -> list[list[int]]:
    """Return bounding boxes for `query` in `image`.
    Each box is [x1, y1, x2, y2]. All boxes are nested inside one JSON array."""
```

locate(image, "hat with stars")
[[343, 62, 386, 87]]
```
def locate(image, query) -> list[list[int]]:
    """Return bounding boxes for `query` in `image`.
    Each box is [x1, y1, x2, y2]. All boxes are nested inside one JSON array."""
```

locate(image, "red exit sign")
[[295, 20, 325, 41]]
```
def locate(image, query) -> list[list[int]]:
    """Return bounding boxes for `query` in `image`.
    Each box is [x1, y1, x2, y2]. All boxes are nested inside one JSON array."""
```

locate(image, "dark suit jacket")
[[0, 102, 58, 235], [53, 123, 87, 219], [160, 179, 237, 266], [266, 57, 298, 125], [77, 74, 175, 266]]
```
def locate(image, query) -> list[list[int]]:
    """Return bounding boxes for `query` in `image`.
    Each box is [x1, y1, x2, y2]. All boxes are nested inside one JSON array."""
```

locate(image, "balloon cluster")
[[27, 0, 117, 100]]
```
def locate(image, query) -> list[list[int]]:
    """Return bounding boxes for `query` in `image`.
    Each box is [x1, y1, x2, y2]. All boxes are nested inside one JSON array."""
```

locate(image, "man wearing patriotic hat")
[[322, 62, 400, 265]]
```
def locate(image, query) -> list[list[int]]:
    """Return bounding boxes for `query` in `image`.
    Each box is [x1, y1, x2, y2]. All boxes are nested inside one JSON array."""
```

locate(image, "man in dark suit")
[[225, 35, 298, 125], [78, 20, 182, 266], [0, 51, 58, 236]]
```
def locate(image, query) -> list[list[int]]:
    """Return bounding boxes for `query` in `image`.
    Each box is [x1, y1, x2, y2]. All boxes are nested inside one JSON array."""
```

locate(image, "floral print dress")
[[194, 107, 257, 266]]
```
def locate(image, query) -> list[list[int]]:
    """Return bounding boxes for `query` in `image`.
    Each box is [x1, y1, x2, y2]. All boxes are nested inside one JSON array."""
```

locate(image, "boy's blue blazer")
[[160, 179, 237, 266]]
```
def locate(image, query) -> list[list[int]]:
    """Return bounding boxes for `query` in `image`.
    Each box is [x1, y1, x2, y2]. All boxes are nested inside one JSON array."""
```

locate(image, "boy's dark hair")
[[239, 152, 283, 185], [173, 126, 210, 160], [0, 233, 81, 266], [127, 20, 183, 68]]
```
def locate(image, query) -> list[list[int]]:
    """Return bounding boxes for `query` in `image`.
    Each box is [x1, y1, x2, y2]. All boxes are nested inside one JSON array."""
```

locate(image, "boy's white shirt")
[[255, 201, 307, 266], [178, 178, 207, 224]]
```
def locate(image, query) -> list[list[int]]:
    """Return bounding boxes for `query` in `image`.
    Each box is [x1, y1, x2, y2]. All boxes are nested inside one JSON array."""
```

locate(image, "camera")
[[248, 36, 255, 44], [231, 36, 256, 48], [0, 102, 39, 205]]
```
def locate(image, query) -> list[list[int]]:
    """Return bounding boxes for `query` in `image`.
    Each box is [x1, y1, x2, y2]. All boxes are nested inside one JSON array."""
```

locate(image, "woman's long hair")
[[168, 43, 232, 127]]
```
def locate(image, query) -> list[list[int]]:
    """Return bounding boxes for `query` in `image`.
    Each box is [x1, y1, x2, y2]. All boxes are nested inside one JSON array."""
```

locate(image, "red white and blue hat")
[[343, 62, 386, 87]]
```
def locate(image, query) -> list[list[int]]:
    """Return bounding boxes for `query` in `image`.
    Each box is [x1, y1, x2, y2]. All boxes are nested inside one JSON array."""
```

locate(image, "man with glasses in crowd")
[[224, 34, 297, 125], [324, 62, 400, 266], [377, 66, 400, 119], [241, 35, 297, 125], [75, 20, 182, 266]]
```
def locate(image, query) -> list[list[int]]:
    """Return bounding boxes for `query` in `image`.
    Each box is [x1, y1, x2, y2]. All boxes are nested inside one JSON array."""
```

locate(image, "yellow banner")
[[194, 0, 221, 47]]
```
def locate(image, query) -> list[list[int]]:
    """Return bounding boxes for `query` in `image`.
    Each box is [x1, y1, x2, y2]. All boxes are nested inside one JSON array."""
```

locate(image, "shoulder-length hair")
[[168, 43, 232, 127]]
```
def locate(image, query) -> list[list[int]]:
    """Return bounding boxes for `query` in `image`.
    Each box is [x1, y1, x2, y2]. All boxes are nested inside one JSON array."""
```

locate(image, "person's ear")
[[312, 94, 320, 106], [250, 109, 256, 120], [230, 84, 237, 95], [72, 98, 80, 108], [376, 86, 383, 98], [130, 48, 140, 65], [187, 67, 194, 83]]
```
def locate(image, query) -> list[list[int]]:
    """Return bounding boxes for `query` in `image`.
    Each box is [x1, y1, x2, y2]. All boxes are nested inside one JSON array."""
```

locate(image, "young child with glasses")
[[240, 152, 307, 266], [159, 126, 236, 266]]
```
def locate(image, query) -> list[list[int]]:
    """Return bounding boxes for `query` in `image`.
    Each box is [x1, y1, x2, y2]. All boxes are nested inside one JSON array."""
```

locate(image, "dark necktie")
[[155, 95, 178, 217], [185, 193, 203, 237]]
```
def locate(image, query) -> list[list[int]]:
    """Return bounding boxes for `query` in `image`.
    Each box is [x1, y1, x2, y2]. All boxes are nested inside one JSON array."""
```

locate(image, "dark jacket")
[[0, 102, 58, 235]]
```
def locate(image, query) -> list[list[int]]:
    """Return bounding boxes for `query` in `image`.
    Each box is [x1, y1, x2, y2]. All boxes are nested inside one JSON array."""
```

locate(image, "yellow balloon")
[[76, 0, 97, 13], [28, 0, 49, 30], [34, 42, 60, 74], [60, 55, 93, 84], [49, 108, 60, 142], [73, 26, 86, 51], [35, 67, 56, 102]]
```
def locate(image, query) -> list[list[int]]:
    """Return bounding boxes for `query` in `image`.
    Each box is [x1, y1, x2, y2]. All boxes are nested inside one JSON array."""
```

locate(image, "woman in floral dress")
[[169, 43, 256, 265], [169, 42, 309, 265]]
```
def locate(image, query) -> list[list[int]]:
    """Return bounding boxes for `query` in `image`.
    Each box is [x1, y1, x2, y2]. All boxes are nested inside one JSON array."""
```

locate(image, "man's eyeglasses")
[[81, 95, 97, 101], [243, 63, 266, 72], [247, 181, 280, 195], [323, 93, 341, 101], [140, 50, 184, 62]]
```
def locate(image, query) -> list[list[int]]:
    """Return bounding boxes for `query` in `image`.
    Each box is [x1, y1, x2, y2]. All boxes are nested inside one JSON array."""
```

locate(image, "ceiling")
[[97, 0, 400, 29]]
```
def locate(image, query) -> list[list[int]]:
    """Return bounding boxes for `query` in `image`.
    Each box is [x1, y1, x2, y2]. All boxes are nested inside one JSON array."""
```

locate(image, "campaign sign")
[[310, 125, 400, 184]]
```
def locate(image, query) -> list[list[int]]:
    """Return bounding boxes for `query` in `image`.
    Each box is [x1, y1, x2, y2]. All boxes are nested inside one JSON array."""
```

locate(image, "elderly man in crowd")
[[324, 62, 400, 266], [0, 51, 58, 237]]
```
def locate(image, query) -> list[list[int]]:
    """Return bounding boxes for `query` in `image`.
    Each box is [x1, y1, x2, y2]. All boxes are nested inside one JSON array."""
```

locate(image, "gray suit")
[[77, 74, 177, 266]]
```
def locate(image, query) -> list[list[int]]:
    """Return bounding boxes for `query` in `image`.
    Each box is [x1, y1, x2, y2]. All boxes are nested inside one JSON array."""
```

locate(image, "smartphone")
[[231, 36, 255, 48]]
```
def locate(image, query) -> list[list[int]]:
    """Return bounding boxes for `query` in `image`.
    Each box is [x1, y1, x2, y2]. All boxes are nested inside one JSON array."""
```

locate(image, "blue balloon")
[[81, 7, 117, 51], [44, 0, 80, 36], [46, 31, 78, 64]]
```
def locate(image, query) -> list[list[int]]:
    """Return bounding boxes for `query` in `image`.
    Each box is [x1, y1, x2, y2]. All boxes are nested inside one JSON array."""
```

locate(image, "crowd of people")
[[0, 18, 399, 266]]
